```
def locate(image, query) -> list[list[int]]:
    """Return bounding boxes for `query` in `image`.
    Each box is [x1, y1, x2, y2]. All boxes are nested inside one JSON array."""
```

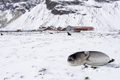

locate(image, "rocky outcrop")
[[45, 0, 84, 15]]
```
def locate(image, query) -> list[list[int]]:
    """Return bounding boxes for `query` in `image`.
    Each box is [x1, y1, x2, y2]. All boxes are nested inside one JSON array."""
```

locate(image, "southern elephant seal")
[[67, 51, 114, 66]]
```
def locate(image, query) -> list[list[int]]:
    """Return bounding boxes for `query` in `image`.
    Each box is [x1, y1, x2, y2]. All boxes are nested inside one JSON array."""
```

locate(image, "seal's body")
[[67, 51, 111, 66]]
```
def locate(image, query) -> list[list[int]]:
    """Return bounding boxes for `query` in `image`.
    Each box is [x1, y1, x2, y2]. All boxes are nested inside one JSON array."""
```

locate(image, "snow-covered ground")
[[0, 31, 120, 80]]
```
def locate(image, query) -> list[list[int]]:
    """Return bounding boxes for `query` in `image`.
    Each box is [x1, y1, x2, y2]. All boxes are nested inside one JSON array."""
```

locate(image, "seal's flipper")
[[84, 63, 88, 68], [84, 51, 90, 60], [108, 59, 115, 63]]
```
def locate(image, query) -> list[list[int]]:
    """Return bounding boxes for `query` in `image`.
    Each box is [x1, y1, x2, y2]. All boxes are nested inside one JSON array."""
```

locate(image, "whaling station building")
[[66, 26, 94, 32]]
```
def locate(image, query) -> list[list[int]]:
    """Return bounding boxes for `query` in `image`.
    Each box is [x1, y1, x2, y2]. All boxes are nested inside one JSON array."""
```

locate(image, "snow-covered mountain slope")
[[0, 0, 42, 28], [3, 0, 120, 31]]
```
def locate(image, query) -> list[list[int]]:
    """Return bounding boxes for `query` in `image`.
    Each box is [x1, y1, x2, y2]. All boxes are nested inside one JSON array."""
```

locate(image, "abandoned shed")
[[57, 27, 66, 31], [66, 26, 94, 32]]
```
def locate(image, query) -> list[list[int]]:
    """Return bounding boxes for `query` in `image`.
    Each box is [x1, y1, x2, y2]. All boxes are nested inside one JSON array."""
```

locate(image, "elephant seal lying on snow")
[[67, 51, 114, 66]]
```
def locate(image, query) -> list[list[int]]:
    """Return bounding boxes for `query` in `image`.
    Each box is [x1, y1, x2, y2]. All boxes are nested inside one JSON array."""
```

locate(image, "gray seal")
[[67, 51, 114, 66]]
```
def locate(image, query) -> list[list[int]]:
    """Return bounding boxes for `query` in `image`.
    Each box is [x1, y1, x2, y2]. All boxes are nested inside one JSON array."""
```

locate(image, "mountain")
[[1, 0, 120, 31], [0, 0, 41, 28]]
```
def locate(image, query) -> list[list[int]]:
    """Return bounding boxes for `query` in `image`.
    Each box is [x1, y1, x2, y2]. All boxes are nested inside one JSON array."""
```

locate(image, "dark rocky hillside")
[[45, 0, 120, 15], [0, 0, 41, 12]]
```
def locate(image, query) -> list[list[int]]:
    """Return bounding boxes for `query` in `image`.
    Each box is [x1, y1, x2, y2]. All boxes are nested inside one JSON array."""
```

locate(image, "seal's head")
[[67, 52, 88, 66]]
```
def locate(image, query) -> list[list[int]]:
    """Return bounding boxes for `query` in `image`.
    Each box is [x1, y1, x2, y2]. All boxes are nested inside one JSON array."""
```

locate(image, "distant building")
[[57, 27, 63, 31], [56, 27, 66, 31], [39, 27, 46, 31], [45, 26, 56, 31], [67, 26, 94, 32], [16, 29, 22, 32]]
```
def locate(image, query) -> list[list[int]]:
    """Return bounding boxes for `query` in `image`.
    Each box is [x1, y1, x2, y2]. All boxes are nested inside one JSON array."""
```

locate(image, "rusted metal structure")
[[67, 26, 94, 32]]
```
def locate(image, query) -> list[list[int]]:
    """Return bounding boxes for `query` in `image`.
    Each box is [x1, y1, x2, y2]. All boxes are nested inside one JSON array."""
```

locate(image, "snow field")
[[0, 32, 120, 80]]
